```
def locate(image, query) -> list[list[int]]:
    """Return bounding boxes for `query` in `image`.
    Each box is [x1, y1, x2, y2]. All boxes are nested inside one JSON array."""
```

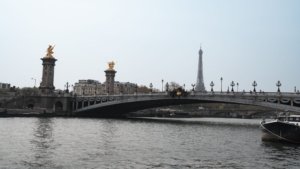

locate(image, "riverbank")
[[129, 103, 277, 119], [0, 108, 67, 117]]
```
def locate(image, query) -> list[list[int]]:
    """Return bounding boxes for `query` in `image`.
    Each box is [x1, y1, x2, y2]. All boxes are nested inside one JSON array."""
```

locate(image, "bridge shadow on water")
[[75, 99, 221, 118], [127, 117, 261, 129]]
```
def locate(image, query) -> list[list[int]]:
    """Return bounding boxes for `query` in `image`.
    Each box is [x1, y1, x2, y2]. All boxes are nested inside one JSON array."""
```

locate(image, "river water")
[[0, 117, 299, 169]]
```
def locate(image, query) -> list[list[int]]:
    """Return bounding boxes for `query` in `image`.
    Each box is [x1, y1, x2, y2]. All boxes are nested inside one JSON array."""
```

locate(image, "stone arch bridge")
[[73, 92, 300, 117]]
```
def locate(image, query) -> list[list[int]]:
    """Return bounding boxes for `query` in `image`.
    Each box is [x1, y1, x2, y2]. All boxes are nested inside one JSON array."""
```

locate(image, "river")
[[0, 117, 299, 169]]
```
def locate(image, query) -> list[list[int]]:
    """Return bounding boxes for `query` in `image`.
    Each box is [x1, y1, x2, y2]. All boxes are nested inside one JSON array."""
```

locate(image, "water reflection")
[[260, 141, 300, 168], [1, 117, 300, 168], [95, 119, 119, 166], [26, 118, 58, 169]]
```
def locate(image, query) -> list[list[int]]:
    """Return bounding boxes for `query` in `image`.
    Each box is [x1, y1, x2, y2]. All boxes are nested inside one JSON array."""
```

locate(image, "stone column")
[[104, 62, 117, 95], [105, 69, 116, 95], [39, 46, 57, 95]]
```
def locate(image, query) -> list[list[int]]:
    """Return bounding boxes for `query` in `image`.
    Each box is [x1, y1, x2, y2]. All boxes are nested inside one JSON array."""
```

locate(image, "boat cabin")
[[278, 115, 300, 122]]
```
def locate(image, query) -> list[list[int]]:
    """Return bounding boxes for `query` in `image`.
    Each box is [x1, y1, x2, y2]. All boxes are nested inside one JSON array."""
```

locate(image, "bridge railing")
[[74, 91, 300, 100], [192, 91, 300, 98]]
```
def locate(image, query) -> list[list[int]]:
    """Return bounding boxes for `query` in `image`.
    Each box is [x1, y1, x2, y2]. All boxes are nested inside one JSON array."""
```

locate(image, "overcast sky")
[[1, 0, 299, 92]]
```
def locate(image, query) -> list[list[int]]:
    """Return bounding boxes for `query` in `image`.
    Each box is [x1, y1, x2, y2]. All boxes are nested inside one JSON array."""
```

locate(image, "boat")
[[260, 114, 300, 144]]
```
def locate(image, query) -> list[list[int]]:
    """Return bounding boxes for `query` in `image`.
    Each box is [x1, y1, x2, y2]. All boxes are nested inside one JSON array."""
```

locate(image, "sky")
[[0, 0, 299, 92]]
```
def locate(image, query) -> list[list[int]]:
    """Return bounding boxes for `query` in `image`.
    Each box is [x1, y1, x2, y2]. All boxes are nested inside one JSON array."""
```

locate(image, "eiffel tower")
[[195, 46, 206, 92]]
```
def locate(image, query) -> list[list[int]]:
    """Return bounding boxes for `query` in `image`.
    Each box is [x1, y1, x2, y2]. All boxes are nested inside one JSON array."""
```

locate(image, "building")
[[73, 79, 105, 96], [73, 61, 139, 96], [0, 83, 10, 89], [114, 81, 137, 94], [73, 79, 137, 96]]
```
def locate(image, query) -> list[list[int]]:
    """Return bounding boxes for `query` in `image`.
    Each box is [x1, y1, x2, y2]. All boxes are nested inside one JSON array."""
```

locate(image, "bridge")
[[72, 91, 300, 117]]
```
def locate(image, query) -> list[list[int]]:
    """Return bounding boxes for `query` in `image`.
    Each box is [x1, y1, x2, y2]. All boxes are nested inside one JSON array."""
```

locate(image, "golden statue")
[[108, 61, 115, 70], [46, 45, 55, 58]]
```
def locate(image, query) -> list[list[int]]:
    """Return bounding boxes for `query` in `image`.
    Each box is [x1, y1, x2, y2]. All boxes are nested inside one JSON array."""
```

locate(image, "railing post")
[[72, 101, 75, 110], [76, 101, 79, 110]]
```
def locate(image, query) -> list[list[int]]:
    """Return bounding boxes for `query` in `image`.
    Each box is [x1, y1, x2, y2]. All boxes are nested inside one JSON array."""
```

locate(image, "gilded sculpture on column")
[[46, 45, 55, 58], [108, 61, 115, 70]]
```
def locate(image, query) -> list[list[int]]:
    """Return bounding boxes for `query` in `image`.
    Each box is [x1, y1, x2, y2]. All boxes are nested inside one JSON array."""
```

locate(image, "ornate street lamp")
[[161, 79, 164, 92], [210, 81, 214, 92], [136, 84, 138, 94], [220, 77, 223, 93], [276, 80, 281, 93], [252, 81, 257, 93], [165, 82, 169, 92], [236, 82, 239, 92], [94, 83, 97, 96], [150, 83, 153, 93], [230, 81, 235, 92], [191, 84, 195, 92], [71, 84, 74, 95]]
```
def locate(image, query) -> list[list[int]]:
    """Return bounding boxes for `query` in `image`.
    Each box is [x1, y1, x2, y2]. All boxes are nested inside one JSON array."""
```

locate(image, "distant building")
[[73, 79, 137, 96], [114, 81, 137, 94], [0, 83, 11, 89], [73, 79, 105, 96]]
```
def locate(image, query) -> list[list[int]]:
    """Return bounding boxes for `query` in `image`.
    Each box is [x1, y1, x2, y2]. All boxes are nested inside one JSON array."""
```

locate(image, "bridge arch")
[[25, 99, 35, 109], [73, 93, 300, 117], [54, 101, 63, 112]]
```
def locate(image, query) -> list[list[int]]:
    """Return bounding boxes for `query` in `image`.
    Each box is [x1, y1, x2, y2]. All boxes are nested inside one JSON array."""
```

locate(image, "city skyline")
[[1, 0, 300, 92]]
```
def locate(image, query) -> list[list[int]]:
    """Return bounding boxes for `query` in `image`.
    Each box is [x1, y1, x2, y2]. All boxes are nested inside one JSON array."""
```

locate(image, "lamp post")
[[94, 83, 97, 96], [210, 81, 214, 92], [136, 84, 138, 94], [252, 81, 257, 93], [31, 77, 36, 88], [71, 85, 74, 95], [161, 79, 164, 92], [149, 83, 153, 93], [191, 84, 195, 92], [276, 80, 281, 93], [64, 82, 70, 93], [230, 81, 235, 92], [166, 82, 169, 92], [236, 82, 239, 92], [220, 77, 223, 93]]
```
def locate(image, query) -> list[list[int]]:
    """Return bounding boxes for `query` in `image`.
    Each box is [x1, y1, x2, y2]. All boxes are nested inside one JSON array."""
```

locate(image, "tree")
[[169, 87, 188, 97], [168, 82, 181, 91], [137, 85, 151, 93]]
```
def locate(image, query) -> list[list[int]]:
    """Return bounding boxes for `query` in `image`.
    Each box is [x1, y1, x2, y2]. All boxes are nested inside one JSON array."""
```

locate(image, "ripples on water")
[[0, 117, 299, 169]]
